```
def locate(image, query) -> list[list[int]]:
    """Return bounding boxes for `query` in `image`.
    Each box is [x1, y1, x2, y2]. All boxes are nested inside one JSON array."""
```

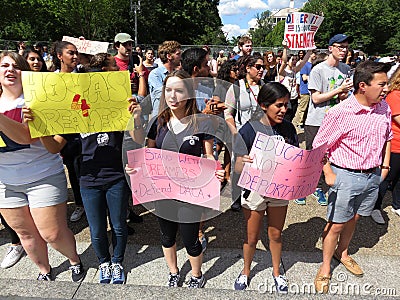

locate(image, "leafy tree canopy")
[[0, 0, 226, 46], [302, 0, 400, 54]]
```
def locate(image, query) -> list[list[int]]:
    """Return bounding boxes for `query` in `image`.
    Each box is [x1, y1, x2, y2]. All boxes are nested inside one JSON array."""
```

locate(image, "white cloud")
[[248, 18, 258, 29], [219, 0, 268, 16], [222, 24, 248, 39], [268, 0, 289, 10], [268, 0, 308, 10]]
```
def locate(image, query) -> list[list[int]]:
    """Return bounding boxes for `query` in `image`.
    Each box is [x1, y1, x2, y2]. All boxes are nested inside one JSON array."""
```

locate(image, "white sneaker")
[[371, 209, 385, 224], [1, 245, 25, 269], [70, 206, 85, 222], [391, 207, 400, 217]]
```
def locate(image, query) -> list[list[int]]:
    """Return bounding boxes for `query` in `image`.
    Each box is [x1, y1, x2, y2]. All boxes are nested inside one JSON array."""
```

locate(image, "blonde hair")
[[389, 66, 400, 92]]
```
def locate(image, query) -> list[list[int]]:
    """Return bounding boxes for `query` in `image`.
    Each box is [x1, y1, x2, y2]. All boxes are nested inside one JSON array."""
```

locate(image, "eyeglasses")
[[332, 44, 348, 51], [231, 68, 239, 72], [252, 64, 264, 70]]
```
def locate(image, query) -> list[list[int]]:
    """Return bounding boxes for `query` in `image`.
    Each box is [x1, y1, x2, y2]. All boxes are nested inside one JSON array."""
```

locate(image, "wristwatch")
[[137, 71, 146, 78]]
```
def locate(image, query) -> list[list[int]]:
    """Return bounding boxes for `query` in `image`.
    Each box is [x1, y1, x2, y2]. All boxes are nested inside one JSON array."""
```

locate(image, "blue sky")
[[218, 0, 308, 39]]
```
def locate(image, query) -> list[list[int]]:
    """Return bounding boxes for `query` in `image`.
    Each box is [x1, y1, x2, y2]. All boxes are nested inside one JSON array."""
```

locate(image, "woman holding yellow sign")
[[0, 51, 84, 281]]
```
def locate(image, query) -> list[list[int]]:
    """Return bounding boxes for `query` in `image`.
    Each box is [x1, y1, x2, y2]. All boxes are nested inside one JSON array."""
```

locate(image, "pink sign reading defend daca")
[[238, 132, 328, 200], [127, 148, 221, 210]]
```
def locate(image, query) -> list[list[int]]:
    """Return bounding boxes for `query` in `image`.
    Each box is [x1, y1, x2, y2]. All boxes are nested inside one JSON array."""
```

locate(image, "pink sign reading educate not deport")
[[127, 148, 221, 210], [238, 132, 327, 200]]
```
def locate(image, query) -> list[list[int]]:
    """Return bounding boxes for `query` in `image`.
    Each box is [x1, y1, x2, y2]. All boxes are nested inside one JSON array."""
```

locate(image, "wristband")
[[380, 165, 390, 170]]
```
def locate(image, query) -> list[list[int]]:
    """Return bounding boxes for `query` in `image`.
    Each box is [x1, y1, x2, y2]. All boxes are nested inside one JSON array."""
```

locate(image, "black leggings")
[[375, 152, 400, 210], [156, 200, 202, 257], [0, 214, 20, 245]]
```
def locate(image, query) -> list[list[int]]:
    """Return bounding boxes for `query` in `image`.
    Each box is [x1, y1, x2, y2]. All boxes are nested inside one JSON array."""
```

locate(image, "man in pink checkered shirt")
[[312, 61, 392, 293]]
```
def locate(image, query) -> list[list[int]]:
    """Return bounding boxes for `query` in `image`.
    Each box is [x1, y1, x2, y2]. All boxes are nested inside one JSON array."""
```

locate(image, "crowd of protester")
[[0, 32, 398, 294]]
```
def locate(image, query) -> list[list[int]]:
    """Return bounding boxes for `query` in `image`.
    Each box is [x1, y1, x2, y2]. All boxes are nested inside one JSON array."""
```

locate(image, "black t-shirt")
[[77, 131, 125, 187], [148, 115, 214, 157], [264, 65, 278, 82], [235, 119, 299, 156]]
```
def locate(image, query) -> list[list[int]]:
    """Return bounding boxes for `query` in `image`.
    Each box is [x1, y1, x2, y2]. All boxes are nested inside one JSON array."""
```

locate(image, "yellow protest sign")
[[22, 71, 132, 138]]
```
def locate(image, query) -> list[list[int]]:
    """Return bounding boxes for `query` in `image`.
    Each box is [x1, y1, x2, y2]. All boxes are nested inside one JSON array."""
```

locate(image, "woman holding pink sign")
[[233, 82, 298, 293]]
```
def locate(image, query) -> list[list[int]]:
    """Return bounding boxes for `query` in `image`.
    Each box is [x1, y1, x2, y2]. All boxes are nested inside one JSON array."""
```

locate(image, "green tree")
[[302, 0, 400, 54], [264, 20, 285, 48], [137, 0, 225, 45], [0, 0, 225, 46], [250, 11, 274, 46]]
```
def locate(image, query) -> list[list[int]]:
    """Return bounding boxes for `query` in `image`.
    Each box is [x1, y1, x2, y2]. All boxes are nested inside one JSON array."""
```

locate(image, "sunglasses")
[[252, 64, 264, 70], [231, 67, 239, 72]]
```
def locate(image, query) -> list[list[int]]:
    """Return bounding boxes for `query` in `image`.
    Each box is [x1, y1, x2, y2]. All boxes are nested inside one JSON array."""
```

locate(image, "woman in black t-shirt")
[[129, 70, 224, 288], [233, 82, 298, 293]]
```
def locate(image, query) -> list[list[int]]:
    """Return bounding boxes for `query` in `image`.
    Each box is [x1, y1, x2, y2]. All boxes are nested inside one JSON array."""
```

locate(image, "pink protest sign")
[[127, 148, 221, 210], [238, 132, 328, 200], [284, 12, 324, 50]]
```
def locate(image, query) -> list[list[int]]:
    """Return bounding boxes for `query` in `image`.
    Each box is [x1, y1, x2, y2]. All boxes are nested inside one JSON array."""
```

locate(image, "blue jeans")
[[80, 178, 128, 264]]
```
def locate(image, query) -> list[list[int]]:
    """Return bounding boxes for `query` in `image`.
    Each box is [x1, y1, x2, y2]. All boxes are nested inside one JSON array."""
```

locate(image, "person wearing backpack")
[[224, 55, 265, 211]]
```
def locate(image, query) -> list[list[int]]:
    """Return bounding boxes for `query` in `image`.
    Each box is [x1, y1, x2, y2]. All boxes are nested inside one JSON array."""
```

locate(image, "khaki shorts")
[[241, 190, 288, 211]]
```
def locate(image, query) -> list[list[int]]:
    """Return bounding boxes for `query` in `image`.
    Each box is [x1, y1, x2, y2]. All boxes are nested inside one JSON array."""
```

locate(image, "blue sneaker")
[[294, 197, 306, 205], [111, 263, 125, 284], [273, 274, 288, 294], [312, 189, 327, 206], [99, 262, 111, 284], [234, 273, 248, 290]]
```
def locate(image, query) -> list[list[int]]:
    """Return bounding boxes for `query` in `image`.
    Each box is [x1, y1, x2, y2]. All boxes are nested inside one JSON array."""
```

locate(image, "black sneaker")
[[187, 273, 205, 288], [37, 268, 53, 281], [231, 199, 241, 211], [127, 225, 135, 235], [167, 271, 180, 287], [127, 210, 143, 223], [69, 260, 85, 282]]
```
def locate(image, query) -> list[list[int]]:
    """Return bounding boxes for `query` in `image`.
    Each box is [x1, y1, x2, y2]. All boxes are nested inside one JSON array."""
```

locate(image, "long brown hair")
[[157, 70, 200, 132], [0, 51, 30, 71]]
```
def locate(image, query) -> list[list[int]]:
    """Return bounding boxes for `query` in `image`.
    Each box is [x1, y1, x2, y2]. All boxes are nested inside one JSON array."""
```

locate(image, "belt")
[[330, 163, 377, 174]]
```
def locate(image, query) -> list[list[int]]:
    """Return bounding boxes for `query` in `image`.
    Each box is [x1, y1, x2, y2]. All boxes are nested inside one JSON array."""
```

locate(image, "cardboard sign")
[[284, 12, 324, 50], [238, 132, 328, 200], [62, 36, 109, 55], [22, 71, 132, 138], [127, 148, 221, 210]]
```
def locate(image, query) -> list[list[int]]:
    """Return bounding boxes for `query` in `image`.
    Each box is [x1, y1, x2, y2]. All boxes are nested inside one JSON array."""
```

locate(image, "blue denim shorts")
[[326, 165, 381, 223]]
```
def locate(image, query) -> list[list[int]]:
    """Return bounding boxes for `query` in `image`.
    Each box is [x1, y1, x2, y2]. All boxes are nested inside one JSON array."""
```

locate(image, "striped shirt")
[[313, 93, 392, 170]]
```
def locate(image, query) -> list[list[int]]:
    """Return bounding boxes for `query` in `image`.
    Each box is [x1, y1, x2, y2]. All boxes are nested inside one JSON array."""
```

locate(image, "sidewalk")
[[0, 184, 399, 299]]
